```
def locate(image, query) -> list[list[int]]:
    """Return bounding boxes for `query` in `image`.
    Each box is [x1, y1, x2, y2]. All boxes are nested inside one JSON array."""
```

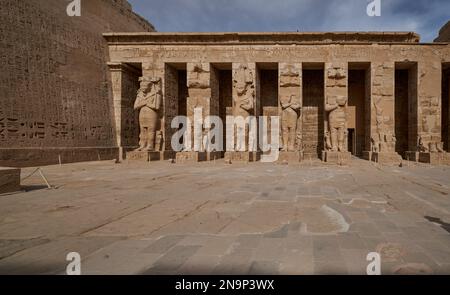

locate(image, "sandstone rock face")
[[435, 21, 450, 42], [0, 0, 154, 167]]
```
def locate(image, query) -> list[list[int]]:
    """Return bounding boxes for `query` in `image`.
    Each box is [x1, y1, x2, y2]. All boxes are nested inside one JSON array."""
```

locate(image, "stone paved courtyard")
[[0, 159, 450, 275]]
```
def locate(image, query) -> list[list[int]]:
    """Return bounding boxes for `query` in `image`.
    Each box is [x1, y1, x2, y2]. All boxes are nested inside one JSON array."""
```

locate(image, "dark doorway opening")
[[348, 128, 355, 155], [215, 63, 233, 149], [443, 63, 450, 152], [348, 64, 370, 157], [395, 62, 418, 158]]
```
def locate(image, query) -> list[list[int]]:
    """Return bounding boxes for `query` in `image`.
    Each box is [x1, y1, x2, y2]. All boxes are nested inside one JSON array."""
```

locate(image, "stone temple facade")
[[0, 1, 449, 169], [104, 31, 450, 165]]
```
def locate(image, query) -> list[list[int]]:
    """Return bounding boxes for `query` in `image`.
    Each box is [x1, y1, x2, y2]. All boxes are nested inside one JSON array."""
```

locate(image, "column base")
[[321, 151, 351, 164], [224, 151, 261, 162], [176, 152, 208, 163], [369, 152, 402, 165], [126, 151, 176, 162], [277, 151, 303, 163], [418, 152, 450, 165], [206, 152, 224, 161], [0, 167, 21, 194], [405, 151, 419, 162], [362, 151, 372, 161]]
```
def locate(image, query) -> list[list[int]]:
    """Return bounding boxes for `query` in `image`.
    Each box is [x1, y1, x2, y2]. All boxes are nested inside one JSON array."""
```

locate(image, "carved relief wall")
[[370, 63, 397, 153], [0, 0, 154, 166], [302, 70, 324, 156], [417, 62, 444, 153]]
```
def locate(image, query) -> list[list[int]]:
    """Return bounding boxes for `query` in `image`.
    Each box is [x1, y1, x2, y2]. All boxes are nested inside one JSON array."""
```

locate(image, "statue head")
[[336, 96, 347, 107], [234, 65, 253, 96], [139, 77, 161, 93]]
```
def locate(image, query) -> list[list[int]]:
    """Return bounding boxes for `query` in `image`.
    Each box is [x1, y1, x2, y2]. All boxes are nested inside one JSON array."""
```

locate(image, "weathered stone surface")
[[224, 152, 261, 162], [322, 151, 352, 165], [176, 152, 208, 163], [1, 160, 450, 274], [371, 152, 403, 165], [419, 152, 450, 165], [0, 168, 21, 194], [278, 151, 303, 163]]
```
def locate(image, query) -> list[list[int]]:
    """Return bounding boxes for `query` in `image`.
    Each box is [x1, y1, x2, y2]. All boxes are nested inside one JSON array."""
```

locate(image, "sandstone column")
[[176, 63, 221, 162], [367, 62, 402, 165], [323, 62, 351, 164], [416, 61, 448, 164], [224, 63, 260, 162], [278, 63, 303, 162], [107, 62, 141, 162]]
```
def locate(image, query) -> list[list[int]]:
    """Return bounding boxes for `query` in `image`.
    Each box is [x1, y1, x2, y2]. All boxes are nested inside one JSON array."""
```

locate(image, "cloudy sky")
[[128, 0, 450, 42]]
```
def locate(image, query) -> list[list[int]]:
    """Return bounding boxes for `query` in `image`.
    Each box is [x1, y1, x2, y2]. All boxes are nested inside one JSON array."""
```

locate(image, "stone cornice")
[[103, 32, 422, 45]]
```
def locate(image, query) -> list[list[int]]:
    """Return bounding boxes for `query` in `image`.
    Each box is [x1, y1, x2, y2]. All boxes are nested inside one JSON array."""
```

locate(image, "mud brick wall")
[[0, 0, 154, 167]]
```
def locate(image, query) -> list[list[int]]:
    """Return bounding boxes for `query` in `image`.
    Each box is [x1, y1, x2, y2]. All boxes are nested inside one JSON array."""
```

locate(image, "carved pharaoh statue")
[[233, 65, 255, 151], [373, 99, 396, 153], [280, 95, 301, 151], [325, 96, 348, 152], [134, 77, 162, 151]]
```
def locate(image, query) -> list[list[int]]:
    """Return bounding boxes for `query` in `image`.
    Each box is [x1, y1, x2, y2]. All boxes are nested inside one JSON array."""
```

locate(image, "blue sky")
[[128, 0, 450, 42]]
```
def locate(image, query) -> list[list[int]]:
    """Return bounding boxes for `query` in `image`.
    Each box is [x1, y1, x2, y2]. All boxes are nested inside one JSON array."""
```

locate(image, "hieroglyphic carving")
[[134, 77, 162, 151], [0, 0, 152, 160], [418, 95, 444, 153]]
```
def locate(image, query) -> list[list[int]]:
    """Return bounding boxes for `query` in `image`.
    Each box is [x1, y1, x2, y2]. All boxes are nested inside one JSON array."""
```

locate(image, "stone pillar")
[[162, 63, 179, 155], [224, 63, 260, 162], [365, 62, 402, 165], [416, 61, 449, 164], [448, 76, 450, 152], [278, 63, 303, 162], [405, 65, 419, 162], [176, 63, 221, 162], [322, 62, 351, 164], [107, 62, 141, 162]]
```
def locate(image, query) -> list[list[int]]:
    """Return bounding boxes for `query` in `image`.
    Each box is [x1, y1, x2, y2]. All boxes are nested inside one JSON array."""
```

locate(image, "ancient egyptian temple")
[[104, 31, 450, 165], [1, 1, 450, 168]]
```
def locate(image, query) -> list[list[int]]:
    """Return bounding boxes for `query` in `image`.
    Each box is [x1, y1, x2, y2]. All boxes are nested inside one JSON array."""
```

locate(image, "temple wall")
[[0, 0, 154, 167]]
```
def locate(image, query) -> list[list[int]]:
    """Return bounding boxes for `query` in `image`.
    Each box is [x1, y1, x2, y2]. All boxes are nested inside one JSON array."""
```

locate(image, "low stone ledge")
[[419, 152, 450, 165], [322, 151, 351, 165], [224, 152, 261, 163], [277, 151, 303, 163], [0, 167, 21, 194], [0, 148, 119, 168]]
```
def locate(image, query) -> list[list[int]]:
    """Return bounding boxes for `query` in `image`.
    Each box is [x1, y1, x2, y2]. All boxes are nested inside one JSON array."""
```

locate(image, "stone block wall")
[[0, 0, 154, 167]]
